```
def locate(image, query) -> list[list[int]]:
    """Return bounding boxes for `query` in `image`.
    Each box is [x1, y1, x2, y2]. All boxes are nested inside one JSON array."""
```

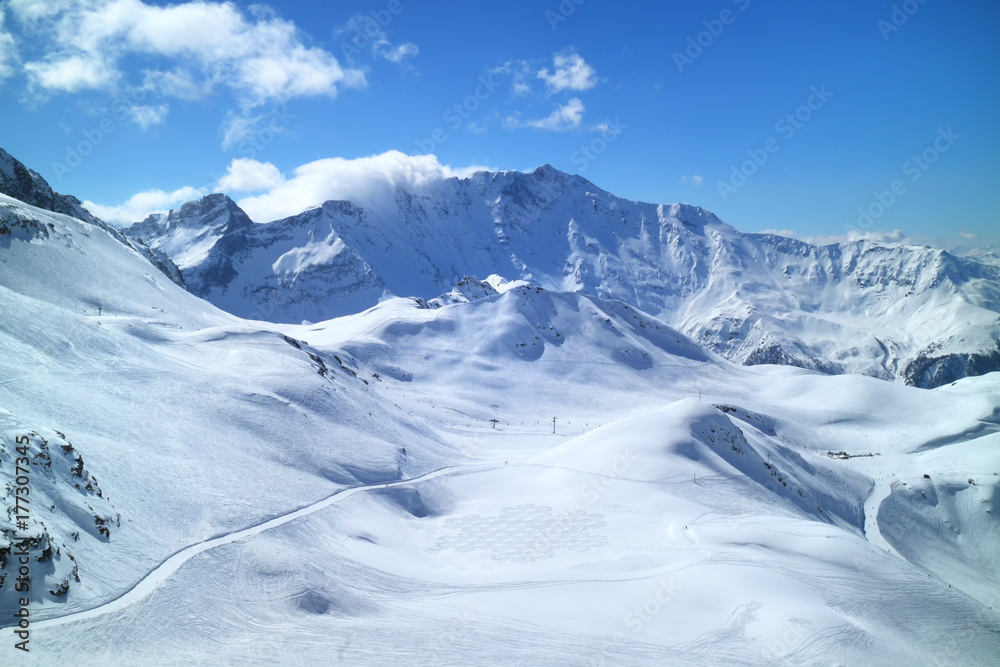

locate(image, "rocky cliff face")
[[0, 148, 101, 225]]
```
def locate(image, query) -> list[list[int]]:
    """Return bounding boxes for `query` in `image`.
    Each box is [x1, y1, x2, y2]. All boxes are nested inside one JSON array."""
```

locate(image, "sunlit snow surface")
[[1, 195, 998, 665]]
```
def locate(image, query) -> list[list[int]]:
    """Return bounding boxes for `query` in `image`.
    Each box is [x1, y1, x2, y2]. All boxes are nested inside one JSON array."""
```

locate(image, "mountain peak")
[[664, 202, 724, 228], [126, 193, 253, 270], [119, 163, 1000, 389], [173, 193, 252, 229], [0, 146, 101, 225], [533, 163, 559, 177]]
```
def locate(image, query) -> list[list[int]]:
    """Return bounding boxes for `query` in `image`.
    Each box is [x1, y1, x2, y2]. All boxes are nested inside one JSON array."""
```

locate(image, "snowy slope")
[[3, 263, 996, 663], [130, 167, 1000, 388], [0, 149, 184, 288], [0, 194, 448, 626], [0, 153, 997, 664]]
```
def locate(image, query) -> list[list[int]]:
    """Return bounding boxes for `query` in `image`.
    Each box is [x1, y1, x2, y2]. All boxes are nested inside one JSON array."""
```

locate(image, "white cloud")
[[216, 158, 284, 193], [848, 228, 907, 244], [335, 14, 418, 65], [680, 174, 704, 186], [591, 121, 622, 136], [516, 98, 585, 131], [90, 152, 491, 225], [24, 53, 118, 91], [235, 151, 488, 222], [959, 230, 976, 239], [84, 184, 207, 225], [10, 0, 366, 105], [379, 42, 418, 64], [538, 51, 597, 93], [127, 103, 168, 130]]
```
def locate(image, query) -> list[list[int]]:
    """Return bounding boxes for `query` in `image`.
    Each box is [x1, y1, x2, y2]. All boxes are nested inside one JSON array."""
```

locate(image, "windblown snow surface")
[[1, 193, 998, 665]]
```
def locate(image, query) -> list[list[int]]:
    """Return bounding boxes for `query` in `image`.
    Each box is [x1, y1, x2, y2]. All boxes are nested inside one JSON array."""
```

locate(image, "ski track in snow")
[[862, 476, 899, 557], [32, 463, 491, 631]]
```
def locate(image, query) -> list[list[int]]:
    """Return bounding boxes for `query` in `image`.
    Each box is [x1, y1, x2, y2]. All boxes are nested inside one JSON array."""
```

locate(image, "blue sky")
[[1, 0, 997, 249]]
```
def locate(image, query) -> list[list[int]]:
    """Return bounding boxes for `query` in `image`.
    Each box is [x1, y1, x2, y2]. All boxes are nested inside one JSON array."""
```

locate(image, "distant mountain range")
[[2, 146, 997, 388], [124, 164, 1000, 388]]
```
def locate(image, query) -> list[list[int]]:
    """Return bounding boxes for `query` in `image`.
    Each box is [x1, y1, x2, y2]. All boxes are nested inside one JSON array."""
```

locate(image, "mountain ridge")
[[0, 147, 185, 287], [126, 167, 1000, 389]]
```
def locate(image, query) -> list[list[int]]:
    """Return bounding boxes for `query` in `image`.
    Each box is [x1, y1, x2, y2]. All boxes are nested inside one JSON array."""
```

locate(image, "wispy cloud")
[[529, 98, 586, 131], [507, 98, 586, 132], [492, 60, 534, 96], [681, 174, 704, 186], [220, 105, 295, 151], [335, 14, 418, 66], [758, 228, 909, 246], [0, 13, 20, 82], [141, 68, 210, 101], [127, 104, 169, 130]]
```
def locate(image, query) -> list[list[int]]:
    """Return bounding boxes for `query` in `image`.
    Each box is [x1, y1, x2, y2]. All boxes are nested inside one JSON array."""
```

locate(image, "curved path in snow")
[[34, 464, 487, 630], [862, 476, 899, 557]]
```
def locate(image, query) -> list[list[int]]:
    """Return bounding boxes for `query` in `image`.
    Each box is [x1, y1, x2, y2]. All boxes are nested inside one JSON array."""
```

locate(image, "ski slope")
[[1, 185, 998, 665]]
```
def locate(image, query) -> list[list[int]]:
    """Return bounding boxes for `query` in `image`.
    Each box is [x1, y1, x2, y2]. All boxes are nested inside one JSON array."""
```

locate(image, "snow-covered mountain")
[[130, 166, 1000, 388], [0, 148, 184, 287], [0, 148, 100, 226], [1, 186, 998, 665]]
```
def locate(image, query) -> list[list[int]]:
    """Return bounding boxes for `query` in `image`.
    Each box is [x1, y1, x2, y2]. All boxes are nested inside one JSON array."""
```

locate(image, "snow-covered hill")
[[129, 166, 1000, 388], [1, 150, 998, 665], [0, 193, 441, 625]]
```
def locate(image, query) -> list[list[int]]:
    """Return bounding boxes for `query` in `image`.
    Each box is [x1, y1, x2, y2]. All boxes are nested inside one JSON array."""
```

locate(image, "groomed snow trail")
[[862, 476, 899, 557], [33, 464, 489, 631]]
